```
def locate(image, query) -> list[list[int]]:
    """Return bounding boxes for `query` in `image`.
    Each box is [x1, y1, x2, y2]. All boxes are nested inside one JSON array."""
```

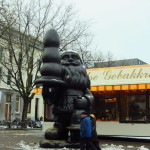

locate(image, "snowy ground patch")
[[17, 141, 150, 150]]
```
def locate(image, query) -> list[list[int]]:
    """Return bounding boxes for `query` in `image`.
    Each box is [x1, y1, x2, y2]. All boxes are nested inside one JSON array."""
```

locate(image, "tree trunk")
[[22, 101, 29, 122]]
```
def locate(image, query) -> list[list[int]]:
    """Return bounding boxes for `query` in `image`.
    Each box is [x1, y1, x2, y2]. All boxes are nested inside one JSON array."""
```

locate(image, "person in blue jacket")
[[80, 111, 92, 150]]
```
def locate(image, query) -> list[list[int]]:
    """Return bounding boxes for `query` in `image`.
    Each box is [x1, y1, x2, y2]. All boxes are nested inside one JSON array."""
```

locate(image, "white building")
[[0, 26, 44, 122]]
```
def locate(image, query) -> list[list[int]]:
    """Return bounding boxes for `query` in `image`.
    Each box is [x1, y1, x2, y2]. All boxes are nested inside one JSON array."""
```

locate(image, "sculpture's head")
[[60, 51, 90, 89], [61, 51, 83, 66]]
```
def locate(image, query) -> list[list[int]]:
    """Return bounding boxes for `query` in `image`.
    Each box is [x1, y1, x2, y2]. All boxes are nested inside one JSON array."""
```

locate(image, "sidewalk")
[[0, 128, 45, 150], [0, 122, 53, 150], [0, 122, 150, 150]]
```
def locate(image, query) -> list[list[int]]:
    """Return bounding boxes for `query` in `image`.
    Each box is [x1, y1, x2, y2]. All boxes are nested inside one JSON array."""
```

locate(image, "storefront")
[[33, 64, 150, 136], [87, 64, 150, 123]]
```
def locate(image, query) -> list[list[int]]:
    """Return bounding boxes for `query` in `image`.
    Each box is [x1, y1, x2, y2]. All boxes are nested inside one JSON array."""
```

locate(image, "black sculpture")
[[35, 29, 94, 148]]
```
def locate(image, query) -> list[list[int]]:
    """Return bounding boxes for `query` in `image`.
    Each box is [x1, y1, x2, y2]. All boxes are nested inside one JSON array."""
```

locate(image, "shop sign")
[[87, 65, 150, 86]]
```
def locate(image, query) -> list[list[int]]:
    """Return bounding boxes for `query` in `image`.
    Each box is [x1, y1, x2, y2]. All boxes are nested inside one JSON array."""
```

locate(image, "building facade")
[[0, 29, 44, 122], [0, 85, 44, 122]]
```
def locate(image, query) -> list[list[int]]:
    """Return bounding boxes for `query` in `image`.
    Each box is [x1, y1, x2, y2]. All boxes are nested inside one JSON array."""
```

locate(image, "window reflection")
[[128, 95, 146, 121], [120, 90, 147, 122], [93, 93, 118, 121]]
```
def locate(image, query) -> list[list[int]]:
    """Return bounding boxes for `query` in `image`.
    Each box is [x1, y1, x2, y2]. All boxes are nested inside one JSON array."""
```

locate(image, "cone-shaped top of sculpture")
[[43, 29, 60, 48]]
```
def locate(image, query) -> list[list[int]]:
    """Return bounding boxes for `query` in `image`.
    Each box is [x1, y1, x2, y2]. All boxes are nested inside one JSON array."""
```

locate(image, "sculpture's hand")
[[42, 86, 60, 106], [84, 94, 94, 105], [75, 96, 88, 109]]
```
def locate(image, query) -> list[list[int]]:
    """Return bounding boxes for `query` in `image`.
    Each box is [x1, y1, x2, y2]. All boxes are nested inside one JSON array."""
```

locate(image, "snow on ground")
[[17, 141, 150, 150], [0, 125, 7, 129]]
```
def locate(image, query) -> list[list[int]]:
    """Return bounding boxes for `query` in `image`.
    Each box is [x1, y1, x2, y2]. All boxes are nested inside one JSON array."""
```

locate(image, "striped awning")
[[90, 84, 150, 91], [33, 84, 150, 93]]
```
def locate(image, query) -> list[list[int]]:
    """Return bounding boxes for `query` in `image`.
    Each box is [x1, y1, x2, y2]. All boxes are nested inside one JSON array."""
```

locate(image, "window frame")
[[15, 96, 20, 113]]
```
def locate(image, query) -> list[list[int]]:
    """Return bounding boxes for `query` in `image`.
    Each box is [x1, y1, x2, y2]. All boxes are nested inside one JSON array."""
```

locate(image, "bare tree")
[[103, 51, 115, 67], [0, 0, 93, 121], [71, 35, 94, 68], [90, 50, 132, 68], [87, 50, 116, 68]]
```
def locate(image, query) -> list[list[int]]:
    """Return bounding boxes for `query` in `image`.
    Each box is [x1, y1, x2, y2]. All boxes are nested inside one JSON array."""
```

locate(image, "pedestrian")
[[90, 114, 101, 150], [80, 111, 92, 150]]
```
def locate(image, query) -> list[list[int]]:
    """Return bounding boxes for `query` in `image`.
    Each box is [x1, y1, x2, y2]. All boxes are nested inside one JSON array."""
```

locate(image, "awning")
[[90, 84, 150, 91], [33, 84, 150, 93]]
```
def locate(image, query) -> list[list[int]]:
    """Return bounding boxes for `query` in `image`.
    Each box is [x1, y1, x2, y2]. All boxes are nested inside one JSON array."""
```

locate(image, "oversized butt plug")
[[34, 29, 66, 87]]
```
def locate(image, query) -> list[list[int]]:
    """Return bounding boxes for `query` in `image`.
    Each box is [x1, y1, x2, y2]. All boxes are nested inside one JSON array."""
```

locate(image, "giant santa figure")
[[35, 29, 94, 141]]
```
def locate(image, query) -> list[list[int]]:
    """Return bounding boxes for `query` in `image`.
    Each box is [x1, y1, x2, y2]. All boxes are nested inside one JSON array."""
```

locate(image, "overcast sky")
[[64, 0, 150, 64]]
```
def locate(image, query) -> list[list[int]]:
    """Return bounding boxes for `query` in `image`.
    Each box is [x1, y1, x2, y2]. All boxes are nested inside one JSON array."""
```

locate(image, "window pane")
[[126, 94, 146, 121], [15, 96, 20, 113], [6, 94, 11, 103], [120, 90, 147, 122], [93, 94, 119, 121]]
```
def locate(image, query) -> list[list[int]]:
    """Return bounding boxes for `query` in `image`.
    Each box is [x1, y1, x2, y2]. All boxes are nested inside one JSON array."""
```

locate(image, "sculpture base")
[[41, 125, 81, 148], [67, 124, 80, 142], [40, 140, 80, 148], [45, 127, 68, 140]]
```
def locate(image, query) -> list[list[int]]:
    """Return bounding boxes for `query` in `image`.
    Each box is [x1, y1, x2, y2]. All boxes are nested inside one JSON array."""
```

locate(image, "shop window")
[[120, 93, 146, 122], [15, 96, 20, 113], [93, 94, 118, 121], [147, 94, 150, 120], [101, 98, 117, 121], [128, 95, 146, 121]]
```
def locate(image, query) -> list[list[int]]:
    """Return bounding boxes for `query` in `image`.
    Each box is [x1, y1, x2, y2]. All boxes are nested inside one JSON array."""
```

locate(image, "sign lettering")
[[87, 65, 150, 86]]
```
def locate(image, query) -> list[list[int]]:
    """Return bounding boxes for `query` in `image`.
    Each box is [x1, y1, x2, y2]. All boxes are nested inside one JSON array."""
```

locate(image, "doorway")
[[35, 98, 39, 121], [5, 104, 9, 120]]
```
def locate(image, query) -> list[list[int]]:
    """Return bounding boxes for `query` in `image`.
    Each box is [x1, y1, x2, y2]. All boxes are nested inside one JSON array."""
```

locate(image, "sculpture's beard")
[[62, 65, 90, 89]]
